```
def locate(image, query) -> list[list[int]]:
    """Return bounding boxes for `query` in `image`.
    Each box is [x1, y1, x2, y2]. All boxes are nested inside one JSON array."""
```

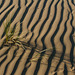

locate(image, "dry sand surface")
[[0, 0, 75, 75]]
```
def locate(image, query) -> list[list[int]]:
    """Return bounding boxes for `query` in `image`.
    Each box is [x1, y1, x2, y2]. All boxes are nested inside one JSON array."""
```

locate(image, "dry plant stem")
[[4, 21, 11, 43], [30, 48, 53, 62], [3, 20, 26, 50], [15, 40, 26, 50]]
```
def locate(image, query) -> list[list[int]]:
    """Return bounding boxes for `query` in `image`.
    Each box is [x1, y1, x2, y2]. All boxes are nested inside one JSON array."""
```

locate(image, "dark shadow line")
[[20, 0, 34, 23], [3, 46, 19, 75], [45, 0, 64, 74], [0, 47, 10, 58], [71, 0, 75, 6], [57, 7, 70, 73], [32, 0, 50, 74], [51, 0, 64, 50], [34, 52, 45, 75], [0, 55, 7, 66], [0, 0, 5, 9], [35, 1, 60, 73], [35, 0, 55, 48], [18, 0, 20, 7], [70, 13, 74, 67], [34, 0, 59, 73], [27, 0, 41, 28], [11, 7, 21, 23], [0, 5, 15, 27], [22, 48, 35, 75], [45, 49, 56, 75], [25, 0, 27, 5], [27, 33, 34, 43], [67, 0, 72, 12], [30, 0, 48, 32], [18, 23, 22, 36], [51, 0, 64, 71], [64, 63, 68, 75], [41, 0, 58, 49], [0, 0, 13, 14], [11, 48, 25, 75], [18, 0, 34, 36]]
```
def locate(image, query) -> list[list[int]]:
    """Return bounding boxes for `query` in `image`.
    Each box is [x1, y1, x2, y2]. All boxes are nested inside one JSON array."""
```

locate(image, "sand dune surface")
[[0, 0, 75, 75]]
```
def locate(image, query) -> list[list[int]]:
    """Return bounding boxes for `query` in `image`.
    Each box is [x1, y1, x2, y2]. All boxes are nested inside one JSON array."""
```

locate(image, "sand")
[[0, 0, 75, 75]]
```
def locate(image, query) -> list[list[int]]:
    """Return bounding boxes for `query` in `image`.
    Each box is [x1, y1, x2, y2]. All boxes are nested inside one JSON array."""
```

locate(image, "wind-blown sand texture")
[[0, 0, 75, 75]]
